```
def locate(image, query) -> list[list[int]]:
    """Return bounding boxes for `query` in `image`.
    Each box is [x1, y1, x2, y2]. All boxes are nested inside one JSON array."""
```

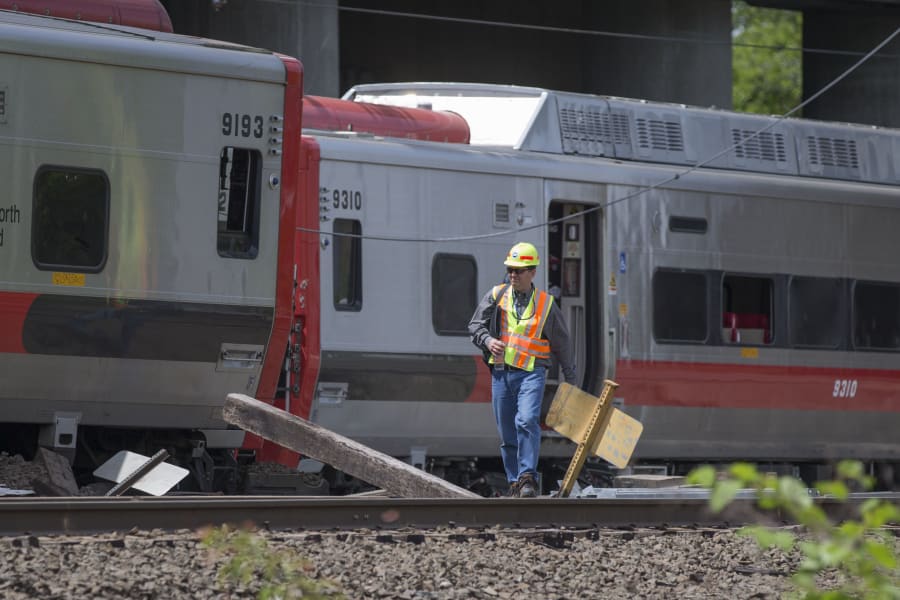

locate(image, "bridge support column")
[[161, 0, 340, 97], [802, 8, 900, 127]]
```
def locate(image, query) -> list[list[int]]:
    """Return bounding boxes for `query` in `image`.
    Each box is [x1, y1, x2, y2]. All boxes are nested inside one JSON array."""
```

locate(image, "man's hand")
[[486, 337, 505, 360]]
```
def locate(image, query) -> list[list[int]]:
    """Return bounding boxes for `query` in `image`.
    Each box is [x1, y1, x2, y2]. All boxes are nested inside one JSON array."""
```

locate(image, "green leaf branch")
[[687, 461, 899, 599]]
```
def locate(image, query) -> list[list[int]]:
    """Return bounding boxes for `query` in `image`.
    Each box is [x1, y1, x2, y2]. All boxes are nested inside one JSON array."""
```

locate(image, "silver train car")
[[308, 83, 900, 489], [0, 11, 306, 489], [1, 11, 898, 492]]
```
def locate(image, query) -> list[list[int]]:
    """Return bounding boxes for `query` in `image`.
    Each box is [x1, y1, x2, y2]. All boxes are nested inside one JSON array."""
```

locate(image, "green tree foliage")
[[688, 461, 900, 599], [733, 1, 802, 115]]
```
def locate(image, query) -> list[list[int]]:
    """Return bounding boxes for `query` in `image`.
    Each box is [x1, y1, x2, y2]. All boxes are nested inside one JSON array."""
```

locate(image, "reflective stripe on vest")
[[490, 286, 553, 371]]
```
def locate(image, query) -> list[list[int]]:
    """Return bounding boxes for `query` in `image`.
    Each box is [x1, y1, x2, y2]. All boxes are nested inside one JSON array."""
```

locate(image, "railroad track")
[[2, 493, 896, 536]]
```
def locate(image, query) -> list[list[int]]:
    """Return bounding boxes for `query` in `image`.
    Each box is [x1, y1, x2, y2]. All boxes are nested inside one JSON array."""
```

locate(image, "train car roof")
[[344, 82, 900, 188], [0, 9, 286, 83]]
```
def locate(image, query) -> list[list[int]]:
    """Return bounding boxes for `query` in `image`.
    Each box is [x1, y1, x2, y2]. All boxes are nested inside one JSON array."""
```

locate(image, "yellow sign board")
[[597, 408, 643, 469], [546, 382, 643, 469], [52, 272, 86, 287]]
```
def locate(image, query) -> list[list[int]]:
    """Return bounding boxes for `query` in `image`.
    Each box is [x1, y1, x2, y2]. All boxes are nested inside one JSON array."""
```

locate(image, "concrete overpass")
[[161, 0, 900, 128]]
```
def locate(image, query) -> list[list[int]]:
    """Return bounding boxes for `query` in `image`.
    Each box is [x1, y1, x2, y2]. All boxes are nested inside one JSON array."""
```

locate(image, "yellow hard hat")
[[504, 242, 540, 267]]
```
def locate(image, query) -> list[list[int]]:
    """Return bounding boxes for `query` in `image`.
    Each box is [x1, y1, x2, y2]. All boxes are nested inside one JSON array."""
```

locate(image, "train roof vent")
[[636, 117, 684, 152], [720, 116, 798, 176], [794, 122, 868, 181], [627, 106, 693, 165], [558, 101, 631, 157], [732, 129, 787, 162], [806, 136, 859, 169]]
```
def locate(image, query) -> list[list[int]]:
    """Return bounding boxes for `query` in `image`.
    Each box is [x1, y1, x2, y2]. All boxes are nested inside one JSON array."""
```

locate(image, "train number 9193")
[[222, 113, 264, 138], [832, 379, 858, 398]]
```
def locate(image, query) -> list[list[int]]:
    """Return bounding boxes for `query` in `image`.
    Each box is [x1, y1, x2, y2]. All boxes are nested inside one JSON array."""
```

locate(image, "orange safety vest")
[[488, 284, 553, 371]]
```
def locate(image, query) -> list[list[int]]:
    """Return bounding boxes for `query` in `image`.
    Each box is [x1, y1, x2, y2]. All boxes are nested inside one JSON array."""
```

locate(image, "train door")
[[546, 201, 601, 391]]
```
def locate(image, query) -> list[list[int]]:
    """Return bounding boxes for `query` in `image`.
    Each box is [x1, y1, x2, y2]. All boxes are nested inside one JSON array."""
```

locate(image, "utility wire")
[[295, 23, 900, 244]]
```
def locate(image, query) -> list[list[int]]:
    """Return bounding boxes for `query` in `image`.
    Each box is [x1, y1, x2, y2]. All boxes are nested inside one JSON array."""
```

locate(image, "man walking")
[[468, 242, 577, 497]]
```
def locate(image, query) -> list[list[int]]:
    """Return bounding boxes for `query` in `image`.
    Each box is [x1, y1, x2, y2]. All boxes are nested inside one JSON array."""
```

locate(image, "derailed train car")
[[0, 10, 310, 490], [0, 10, 898, 493]]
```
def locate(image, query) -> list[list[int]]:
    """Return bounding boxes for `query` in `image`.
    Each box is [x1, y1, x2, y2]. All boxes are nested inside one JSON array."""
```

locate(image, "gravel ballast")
[[0, 525, 851, 599], [2, 453, 896, 599]]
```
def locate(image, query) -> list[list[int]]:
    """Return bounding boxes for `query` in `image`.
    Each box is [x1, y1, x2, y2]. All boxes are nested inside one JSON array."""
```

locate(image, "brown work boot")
[[504, 481, 520, 497], [517, 473, 538, 498]]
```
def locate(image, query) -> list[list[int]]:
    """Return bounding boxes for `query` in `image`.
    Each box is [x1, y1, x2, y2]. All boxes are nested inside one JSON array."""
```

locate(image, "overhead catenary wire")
[[294, 20, 900, 244]]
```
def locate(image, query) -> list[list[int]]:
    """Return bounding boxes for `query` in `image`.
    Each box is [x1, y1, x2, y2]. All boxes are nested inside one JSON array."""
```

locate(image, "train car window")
[[722, 275, 774, 345], [652, 269, 707, 342], [669, 216, 708, 234], [431, 253, 477, 336], [852, 281, 900, 351], [333, 218, 362, 311], [32, 166, 109, 272], [217, 147, 261, 259], [789, 276, 842, 348]]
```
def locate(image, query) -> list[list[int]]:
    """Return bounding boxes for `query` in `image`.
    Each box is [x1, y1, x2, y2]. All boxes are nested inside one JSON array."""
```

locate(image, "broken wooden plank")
[[36, 447, 79, 496], [224, 394, 479, 499]]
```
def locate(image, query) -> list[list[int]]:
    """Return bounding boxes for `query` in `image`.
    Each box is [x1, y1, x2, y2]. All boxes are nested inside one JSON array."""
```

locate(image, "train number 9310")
[[832, 379, 858, 398], [333, 189, 362, 210]]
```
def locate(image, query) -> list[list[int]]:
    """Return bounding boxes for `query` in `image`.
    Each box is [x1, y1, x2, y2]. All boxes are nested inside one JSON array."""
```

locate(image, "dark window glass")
[[669, 216, 708, 234], [722, 274, 774, 345], [789, 277, 841, 348], [431, 254, 478, 335], [432, 254, 477, 335], [653, 270, 707, 342], [853, 282, 900, 350], [32, 166, 109, 272], [217, 147, 261, 258], [333, 218, 362, 311]]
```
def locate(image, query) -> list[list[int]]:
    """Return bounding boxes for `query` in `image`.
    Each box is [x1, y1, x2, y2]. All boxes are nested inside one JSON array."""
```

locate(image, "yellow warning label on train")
[[52, 272, 85, 287]]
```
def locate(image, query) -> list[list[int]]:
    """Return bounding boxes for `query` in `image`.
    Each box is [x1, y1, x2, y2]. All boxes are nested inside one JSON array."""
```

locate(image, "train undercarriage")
[[2, 423, 895, 495]]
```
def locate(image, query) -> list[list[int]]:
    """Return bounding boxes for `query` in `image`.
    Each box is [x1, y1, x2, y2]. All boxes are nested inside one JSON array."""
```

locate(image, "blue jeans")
[[491, 365, 546, 482]]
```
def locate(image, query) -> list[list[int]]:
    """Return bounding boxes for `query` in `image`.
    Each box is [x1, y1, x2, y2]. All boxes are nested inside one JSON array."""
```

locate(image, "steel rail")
[[0, 494, 895, 536]]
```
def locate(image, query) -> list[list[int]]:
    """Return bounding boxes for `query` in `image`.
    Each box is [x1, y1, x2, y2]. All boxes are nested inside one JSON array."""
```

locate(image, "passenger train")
[[0, 7, 897, 493]]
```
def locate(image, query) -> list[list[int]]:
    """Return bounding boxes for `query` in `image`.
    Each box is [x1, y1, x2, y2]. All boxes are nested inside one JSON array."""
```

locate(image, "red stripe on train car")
[[0, 291, 38, 354], [466, 355, 493, 402], [616, 359, 900, 412]]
